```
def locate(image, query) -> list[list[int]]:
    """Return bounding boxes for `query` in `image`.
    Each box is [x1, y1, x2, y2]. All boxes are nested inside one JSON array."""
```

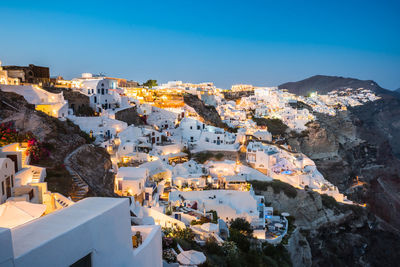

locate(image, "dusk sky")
[[1, 0, 399, 89]]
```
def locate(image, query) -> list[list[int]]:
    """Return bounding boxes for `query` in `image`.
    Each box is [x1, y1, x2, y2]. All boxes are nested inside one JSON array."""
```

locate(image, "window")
[[97, 89, 100, 94], [94, 96, 97, 103], [11, 175, 13, 187], [70, 253, 92, 267], [139, 183, 141, 189], [190, 126, 192, 130], [197, 125, 200, 130], [1, 181, 3, 195], [87, 89, 90, 94]]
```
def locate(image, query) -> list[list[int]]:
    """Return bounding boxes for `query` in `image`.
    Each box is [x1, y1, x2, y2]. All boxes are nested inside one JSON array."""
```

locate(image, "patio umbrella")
[[0, 201, 46, 228], [177, 250, 206, 266], [201, 223, 218, 233]]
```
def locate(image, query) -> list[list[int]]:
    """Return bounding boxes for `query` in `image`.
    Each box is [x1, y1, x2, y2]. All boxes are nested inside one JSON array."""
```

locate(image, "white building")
[[253, 130, 272, 142], [177, 118, 238, 152], [115, 167, 149, 198], [0, 85, 68, 119], [0, 197, 162, 267], [169, 190, 265, 228], [0, 158, 14, 204], [73, 75, 121, 112], [0, 143, 47, 205], [246, 142, 279, 174], [69, 116, 128, 141]]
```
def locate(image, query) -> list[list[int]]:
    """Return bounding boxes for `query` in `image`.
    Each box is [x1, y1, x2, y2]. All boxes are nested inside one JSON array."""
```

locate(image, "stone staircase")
[[55, 198, 70, 208], [31, 170, 41, 183], [69, 173, 89, 202], [21, 149, 28, 166]]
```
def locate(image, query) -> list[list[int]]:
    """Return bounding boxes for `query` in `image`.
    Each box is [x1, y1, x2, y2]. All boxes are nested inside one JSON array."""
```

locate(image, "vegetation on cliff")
[[252, 117, 288, 136]]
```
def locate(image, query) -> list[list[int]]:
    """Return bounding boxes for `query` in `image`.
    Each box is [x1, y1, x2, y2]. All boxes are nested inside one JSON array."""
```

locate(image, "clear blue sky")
[[1, 0, 399, 89]]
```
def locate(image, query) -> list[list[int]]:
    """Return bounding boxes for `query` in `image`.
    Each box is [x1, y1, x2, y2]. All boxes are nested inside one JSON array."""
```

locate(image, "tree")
[[142, 79, 158, 88], [229, 218, 253, 235]]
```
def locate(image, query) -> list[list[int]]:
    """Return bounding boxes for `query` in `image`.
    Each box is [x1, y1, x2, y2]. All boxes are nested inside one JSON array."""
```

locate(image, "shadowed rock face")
[[66, 144, 117, 197], [183, 94, 226, 128], [287, 100, 400, 232], [275, 75, 400, 266], [253, 185, 400, 267], [115, 106, 145, 126], [223, 90, 254, 101]]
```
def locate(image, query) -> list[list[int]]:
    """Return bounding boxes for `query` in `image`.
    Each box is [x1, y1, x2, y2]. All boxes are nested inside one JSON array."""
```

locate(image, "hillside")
[[279, 75, 399, 97], [183, 94, 226, 128], [0, 90, 115, 198]]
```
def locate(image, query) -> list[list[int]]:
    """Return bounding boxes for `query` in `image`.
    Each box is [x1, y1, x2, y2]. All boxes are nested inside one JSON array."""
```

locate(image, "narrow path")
[[64, 145, 89, 202]]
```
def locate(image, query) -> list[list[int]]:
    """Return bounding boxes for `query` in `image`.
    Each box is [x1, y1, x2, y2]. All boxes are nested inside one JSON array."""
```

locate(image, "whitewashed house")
[[0, 85, 68, 119], [246, 142, 279, 174], [0, 158, 14, 204], [73, 75, 120, 112], [69, 116, 128, 141], [115, 167, 149, 197], [253, 130, 272, 142], [0, 197, 162, 267], [171, 160, 206, 189]]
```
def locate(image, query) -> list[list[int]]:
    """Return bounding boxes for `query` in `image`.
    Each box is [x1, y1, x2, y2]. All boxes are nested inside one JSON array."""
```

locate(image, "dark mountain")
[[396, 88, 400, 93], [279, 75, 400, 97]]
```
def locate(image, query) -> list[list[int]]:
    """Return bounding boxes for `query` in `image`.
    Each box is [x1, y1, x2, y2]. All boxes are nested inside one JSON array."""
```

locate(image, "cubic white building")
[[0, 197, 162, 267]]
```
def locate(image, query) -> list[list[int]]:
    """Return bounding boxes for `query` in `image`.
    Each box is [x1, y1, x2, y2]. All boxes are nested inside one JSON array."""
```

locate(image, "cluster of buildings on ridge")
[[0, 60, 378, 266]]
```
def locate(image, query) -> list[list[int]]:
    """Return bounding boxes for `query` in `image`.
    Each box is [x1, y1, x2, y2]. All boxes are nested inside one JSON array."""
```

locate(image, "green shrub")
[[194, 151, 214, 163], [215, 153, 224, 160], [321, 194, 339, 210], [228, 229, 250, 252], [252, 117, 288, 136], [229, 218, 253, 235]]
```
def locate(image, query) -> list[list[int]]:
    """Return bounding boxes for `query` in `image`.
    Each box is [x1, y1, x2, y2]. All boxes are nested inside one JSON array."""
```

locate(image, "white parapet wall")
[[131, 225, 162, 267], [5, 197, 159, 267]]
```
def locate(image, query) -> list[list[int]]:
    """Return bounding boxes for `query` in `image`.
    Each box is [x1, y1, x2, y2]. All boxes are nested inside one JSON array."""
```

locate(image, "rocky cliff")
[[286, 97, 400, 233], [223, 90, 254, 101], [252, 184, 400, 267], [65, 144, 117, 197], [115, 106, 145, 126], [183, 94, 227, 128]]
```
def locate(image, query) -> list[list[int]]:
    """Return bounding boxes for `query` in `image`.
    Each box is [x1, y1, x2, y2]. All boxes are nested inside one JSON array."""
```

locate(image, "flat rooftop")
[[11, 197, 128, 258]]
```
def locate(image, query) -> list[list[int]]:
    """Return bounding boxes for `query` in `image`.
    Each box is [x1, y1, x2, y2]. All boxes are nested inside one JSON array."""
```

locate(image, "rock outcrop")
[[65, 144, 117, 197], [115, 106, 145, 126], [223, 90, 254, 101], [183, 94, 226, 128], [253, 184, 400, 266]]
